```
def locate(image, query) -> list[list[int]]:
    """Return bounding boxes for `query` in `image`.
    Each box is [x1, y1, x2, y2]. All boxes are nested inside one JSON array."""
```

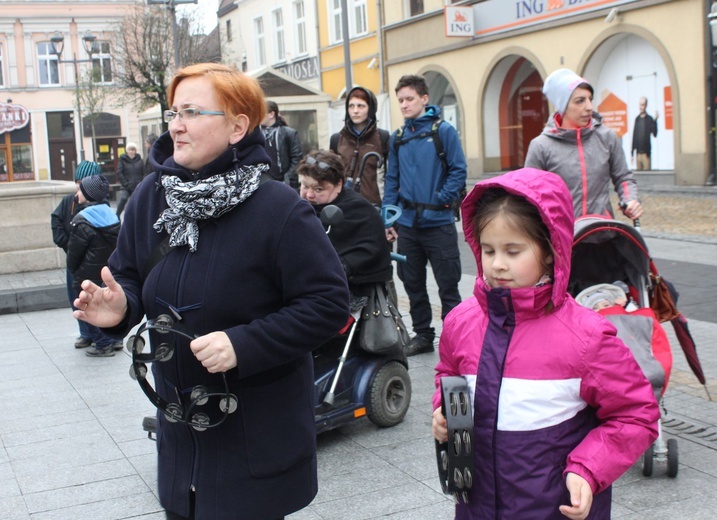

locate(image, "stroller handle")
[[618, 202, 641, 232]]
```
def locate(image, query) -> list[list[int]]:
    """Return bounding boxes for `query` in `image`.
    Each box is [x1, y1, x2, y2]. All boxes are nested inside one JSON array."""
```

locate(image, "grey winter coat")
[[524, 112, 639, 218]]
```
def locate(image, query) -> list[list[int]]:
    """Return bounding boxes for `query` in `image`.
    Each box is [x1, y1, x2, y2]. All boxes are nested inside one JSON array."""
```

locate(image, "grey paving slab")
[[0, 232, 715, 518]]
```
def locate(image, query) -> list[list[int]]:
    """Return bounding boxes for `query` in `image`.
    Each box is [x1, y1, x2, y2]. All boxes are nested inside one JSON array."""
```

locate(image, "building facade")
[[0, 0, 144, 184], [382, 0, 712, 186]]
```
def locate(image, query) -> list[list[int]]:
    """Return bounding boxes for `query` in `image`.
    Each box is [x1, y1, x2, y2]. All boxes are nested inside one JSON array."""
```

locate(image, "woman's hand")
[[73, 266, 128, 328], [559, 472, 593, 519], [385, 227, 398, 243], [622, 199, 643, 220], [432, 407, 448, 442], [190, 331, 237, 373]]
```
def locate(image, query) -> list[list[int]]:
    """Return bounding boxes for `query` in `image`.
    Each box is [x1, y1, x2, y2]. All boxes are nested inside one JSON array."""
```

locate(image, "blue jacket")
[[383, 105, 467, 228], [105, 129, 349, 519]]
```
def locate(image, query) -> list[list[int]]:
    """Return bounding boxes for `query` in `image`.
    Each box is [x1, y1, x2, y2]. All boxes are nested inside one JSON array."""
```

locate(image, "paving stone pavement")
[[0, 185, 715, 519]]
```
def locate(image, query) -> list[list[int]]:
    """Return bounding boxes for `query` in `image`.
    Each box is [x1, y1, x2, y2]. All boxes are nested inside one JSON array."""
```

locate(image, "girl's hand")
[[432, 407, 448, 442], [559, 472, 593, 520], [190, 331, 238, 373], [73, 266, 128, 328]]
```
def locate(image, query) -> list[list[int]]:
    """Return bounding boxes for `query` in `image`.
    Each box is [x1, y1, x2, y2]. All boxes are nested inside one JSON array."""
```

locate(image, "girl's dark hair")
[[296, 149, 345, 186], [471, 188, 555, 274]]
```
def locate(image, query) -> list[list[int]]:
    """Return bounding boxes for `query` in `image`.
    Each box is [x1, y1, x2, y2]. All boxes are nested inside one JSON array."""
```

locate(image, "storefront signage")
[[597, 91, 628, 138], [445, 6, 474, 37], [664, 86, 673, 130], [0, 102, 30, 135], [277, 56, 319, 82], [473, 0, 640, 38]]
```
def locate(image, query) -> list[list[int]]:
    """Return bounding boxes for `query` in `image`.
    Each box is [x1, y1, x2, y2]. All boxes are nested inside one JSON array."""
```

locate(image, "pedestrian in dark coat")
[[73, 63, 349, 520], [330, 86, 390, 206], [50, 160, 103, 348], [261, 100, 303, 189], [115, 142, 144, 217]]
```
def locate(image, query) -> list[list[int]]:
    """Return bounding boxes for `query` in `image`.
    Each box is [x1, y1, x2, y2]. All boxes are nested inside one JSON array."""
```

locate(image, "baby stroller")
[[569, 216, 707, 478]]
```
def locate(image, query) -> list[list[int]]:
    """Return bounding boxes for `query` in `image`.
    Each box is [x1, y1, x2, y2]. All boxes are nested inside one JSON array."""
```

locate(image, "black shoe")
[[85, 345, 115, 357], [112, 341, 124, 351], [405, 335, 435, 357], [75, 336, 92, 349]]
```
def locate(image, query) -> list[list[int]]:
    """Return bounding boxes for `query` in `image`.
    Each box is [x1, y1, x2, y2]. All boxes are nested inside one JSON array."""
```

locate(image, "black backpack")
[[393, 120, 467, 221]]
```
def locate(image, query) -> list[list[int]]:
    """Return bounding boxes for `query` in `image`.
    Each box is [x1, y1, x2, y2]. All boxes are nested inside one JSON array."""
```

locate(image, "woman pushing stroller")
[[432, 168, 659, 519]]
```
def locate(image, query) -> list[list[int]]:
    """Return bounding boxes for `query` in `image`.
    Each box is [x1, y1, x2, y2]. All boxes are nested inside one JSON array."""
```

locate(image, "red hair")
[[168, 63, 266, 131]]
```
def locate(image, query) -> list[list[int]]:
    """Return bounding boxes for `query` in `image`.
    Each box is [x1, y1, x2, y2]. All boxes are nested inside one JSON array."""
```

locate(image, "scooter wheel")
[[367, 361, 411, 427]]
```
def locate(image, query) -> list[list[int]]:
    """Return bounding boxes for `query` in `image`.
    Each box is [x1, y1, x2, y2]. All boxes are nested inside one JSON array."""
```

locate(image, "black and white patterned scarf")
[[153, 164, 268, 252]]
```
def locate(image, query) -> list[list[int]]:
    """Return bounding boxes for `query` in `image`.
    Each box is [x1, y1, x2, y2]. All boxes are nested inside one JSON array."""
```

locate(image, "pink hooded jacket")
[[433, 168, 659, 519]]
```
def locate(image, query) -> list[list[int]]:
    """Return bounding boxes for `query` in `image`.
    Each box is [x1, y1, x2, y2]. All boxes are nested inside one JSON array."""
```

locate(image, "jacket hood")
[[542, 111, 602, 143], [78, 203, 120, 229], [404, 104, 441, 127], [148, 127, 270, 181], [461, 168, 574, 308], [344, 86, 378, 130]]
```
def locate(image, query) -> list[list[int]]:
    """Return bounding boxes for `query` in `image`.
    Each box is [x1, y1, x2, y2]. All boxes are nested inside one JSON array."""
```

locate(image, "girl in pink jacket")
[[432, 168, 659, 519]]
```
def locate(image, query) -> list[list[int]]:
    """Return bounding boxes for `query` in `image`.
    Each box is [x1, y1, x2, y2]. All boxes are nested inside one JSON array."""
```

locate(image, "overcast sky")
[[176, 0, 218, 35]]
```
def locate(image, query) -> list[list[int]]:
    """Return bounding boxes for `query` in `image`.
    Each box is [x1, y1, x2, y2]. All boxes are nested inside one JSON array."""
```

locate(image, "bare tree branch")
[[110, 4, 220, 132]]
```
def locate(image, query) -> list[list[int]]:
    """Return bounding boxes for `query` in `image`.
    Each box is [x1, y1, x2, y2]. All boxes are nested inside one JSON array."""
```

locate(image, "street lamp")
[[50, 31, 99, 162], [146, 0, 197, 69]]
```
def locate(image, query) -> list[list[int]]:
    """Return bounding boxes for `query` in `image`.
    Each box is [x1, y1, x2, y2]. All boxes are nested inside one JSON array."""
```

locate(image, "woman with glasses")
[[298, 150, 392, 292], [73, 63, 349, 520]]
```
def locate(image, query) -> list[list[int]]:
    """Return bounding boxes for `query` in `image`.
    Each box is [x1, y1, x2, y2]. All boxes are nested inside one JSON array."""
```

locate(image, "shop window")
[[38, 42, 60, 86], [254, 16, 266, 66], [272, 8, 286, 64], [294, 1, 307, 56], [91, 41, 113, 84], [10, 144, 33, 180]]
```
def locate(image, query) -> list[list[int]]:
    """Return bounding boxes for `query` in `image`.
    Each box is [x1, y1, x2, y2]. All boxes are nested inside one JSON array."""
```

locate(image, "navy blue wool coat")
[[106, 129, 350, 519]]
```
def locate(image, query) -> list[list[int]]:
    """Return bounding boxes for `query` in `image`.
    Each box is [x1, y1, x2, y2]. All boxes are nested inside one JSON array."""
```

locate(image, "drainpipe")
[[707, 0, 717, 185], [377, 0, 385, 94]]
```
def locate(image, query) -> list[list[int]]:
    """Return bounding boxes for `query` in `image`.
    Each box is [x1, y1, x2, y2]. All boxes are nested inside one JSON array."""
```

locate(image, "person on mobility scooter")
[[298, 150, 412, 432]]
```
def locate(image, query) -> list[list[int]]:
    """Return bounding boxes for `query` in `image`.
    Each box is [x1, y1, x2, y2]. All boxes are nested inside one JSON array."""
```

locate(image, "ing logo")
[[547, 0, 564, 10], [453, 11, 468, 23]]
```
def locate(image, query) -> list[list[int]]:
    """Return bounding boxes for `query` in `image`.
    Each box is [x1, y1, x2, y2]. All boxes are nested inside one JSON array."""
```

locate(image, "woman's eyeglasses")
[[305, 155, 332, 171], [164, 108, 226, 123]]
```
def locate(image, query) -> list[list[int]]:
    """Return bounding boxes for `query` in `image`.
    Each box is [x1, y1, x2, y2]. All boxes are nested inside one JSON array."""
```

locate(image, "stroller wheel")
[[367, 362, 412, 427], [642, 444, 654, 477], [667, 438, 679, 478]]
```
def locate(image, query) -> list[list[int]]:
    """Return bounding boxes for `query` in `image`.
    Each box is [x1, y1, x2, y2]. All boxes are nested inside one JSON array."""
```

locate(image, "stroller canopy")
[[569, 217, 651, 306]]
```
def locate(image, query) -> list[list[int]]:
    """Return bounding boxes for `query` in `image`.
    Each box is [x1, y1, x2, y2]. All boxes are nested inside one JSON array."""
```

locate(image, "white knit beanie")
[[542, 69, 591, 116]]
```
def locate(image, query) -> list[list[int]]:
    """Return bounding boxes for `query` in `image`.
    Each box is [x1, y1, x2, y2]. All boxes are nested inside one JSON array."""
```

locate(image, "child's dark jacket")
[[67, 203, 120, 293]]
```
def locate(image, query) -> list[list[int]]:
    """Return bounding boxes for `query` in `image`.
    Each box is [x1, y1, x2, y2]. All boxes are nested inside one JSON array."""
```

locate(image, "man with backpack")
[[383, 74, 467, 356]]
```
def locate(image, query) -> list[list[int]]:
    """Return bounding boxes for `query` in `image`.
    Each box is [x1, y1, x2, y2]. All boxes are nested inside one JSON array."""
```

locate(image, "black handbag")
[[359, 283, 409, 354]]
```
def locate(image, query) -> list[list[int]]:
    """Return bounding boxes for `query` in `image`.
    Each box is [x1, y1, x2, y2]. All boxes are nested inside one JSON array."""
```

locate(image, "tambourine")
[[128, 314, 238, 431], [435, 376, 474, 504]]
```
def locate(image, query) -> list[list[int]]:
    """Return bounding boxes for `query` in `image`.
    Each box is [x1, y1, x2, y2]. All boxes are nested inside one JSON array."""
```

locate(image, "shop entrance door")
[[94, 138, 120, 185], [48, 140, 76, 182]]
